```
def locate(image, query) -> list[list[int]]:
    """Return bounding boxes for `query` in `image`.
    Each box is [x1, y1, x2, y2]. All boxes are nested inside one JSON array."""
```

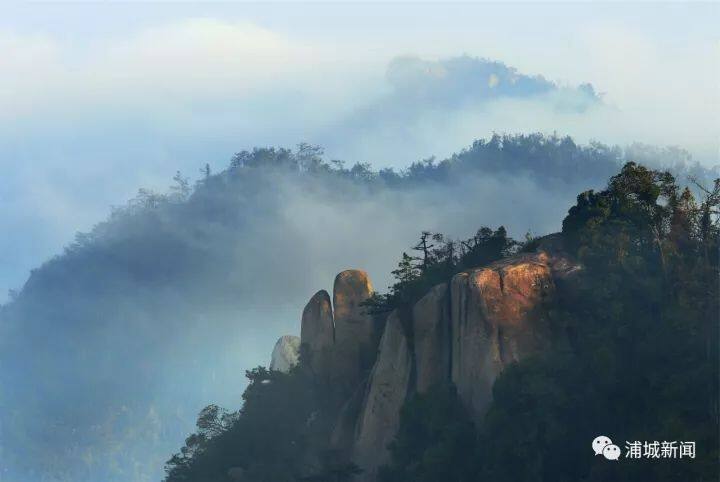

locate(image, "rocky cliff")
[[353, 312, 413, 474], [270, 237, 579, 479], [300, 289, 335, 382], [331, 270, 376, 392], [269, 335, 300, 373]]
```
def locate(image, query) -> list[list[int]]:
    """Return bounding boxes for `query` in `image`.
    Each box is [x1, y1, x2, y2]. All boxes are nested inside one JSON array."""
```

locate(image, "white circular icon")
[[592, 435, 613, 455], [603, 444, 621, 461]]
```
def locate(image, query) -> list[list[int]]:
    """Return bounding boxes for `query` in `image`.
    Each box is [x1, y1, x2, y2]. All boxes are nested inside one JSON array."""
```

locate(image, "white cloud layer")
[[0, 6, 717, 302]]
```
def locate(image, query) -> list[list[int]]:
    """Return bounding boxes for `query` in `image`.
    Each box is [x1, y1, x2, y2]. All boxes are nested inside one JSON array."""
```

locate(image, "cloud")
[[0, 13, 716, 306], [0, 31, 63, 116], [92, 19, 322, 99], [0, 18, 338, 121], [320, 55, 600, 165]]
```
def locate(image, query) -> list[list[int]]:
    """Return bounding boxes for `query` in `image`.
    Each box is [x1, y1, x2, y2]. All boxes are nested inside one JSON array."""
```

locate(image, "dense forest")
[[164, 162, 719, 482], [1, 135, 717, 481]]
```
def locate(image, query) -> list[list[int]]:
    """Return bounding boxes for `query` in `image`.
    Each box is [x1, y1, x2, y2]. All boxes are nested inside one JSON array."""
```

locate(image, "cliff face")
[[269, 335, 301, 373], [300, 290, 335, 382], [332, 270, 376, 391], [413, 283, 451, 394], [451, 253, 555, 420], [272, 238, 579, 479], [353, 312, 413, 474]]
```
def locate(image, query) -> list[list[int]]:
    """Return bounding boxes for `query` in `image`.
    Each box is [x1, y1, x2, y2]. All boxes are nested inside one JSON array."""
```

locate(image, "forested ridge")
[[0, 134, 717, 481], [164, 161, 719, 482]]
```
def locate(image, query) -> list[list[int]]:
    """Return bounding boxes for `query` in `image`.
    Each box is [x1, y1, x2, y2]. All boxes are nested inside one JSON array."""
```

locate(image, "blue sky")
[[1, 1, 718, 302]]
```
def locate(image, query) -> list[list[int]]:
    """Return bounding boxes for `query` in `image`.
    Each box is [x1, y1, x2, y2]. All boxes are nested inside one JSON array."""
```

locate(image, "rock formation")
[[329, 379, 369, 460], [269, 335, 300, 373], [332, 270, 376, 389], [413, 283, 451, 394], [300, 289, 335, 380], [451, 253, 554, 421], [353, 312, 413, 479], [267, 239, 579, 479]]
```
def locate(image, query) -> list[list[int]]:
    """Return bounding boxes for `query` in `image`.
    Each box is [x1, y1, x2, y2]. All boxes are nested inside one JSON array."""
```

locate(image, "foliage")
[[378, 162, 719, 482], [483, 163, 718, 481], [166, 162, 718, 482], [298, 463, 363, 482], [363, 227, 517, 317], [377, 385, 477, 482], [164, 367, 318, 482]]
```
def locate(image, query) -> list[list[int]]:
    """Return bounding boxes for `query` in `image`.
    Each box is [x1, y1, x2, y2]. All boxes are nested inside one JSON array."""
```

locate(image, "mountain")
[[293, 241, 578, 480], [164, 162, 719, 482], [0, 135, 716, 481], [323, 56, 602, 165]]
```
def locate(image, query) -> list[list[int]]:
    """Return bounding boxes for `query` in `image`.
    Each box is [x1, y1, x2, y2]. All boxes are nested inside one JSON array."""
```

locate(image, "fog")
[[0, 3, 717, 481], [1, 5, 718, 303], [1, 141, 632, 480]]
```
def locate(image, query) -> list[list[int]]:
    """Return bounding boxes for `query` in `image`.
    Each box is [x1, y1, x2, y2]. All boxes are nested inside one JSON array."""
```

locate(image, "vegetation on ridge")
[[362, 226, 518, 317], [3, 134, 717, 482], [164, 162, 719, 481], [379, 163, 719, 481]]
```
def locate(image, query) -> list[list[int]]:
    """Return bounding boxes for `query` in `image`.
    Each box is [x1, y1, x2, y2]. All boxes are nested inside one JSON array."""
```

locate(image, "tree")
[[478, 163, 720, 482], [170, 171, 191, 201], [364, 227, 517, 316], [380, 163, 718, 482], [296, 143, 325, 172], [200, 163, 211, 179], [378, 385, 476, 482], [391, 252, 421, 285], [165, 367, 318, 482], [412, 232, 437, 273]]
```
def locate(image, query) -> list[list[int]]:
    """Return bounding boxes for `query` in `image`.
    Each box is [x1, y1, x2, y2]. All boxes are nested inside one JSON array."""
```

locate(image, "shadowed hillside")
[[164, 163, 719, 482], [0, 135, 716, 481]]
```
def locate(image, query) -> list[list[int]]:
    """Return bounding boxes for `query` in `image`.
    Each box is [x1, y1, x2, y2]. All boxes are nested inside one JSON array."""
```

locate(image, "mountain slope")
[[164, 162, 719, 482], [0, 136, 715, 481]]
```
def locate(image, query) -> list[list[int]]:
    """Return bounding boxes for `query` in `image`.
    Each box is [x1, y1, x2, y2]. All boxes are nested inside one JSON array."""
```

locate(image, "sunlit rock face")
[[413, 283, 451, 394], [276, 240, 578, 479], [269, 335, 301, 373], [451, 253, 555, 421], [300, 289, 335, 381], [331, 270, 376, 389], [350, 252, 559, 476], [353, 312, 412, 480]]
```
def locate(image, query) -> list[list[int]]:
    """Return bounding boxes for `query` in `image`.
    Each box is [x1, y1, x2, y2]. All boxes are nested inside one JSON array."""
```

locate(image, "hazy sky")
[[1, 1, 718, 302]]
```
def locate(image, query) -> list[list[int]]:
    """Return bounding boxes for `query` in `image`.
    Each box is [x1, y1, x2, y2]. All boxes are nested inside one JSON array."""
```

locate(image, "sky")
[[0, 1, 718, 303]]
